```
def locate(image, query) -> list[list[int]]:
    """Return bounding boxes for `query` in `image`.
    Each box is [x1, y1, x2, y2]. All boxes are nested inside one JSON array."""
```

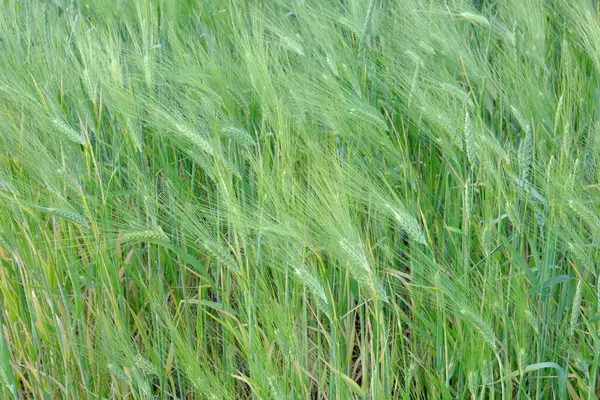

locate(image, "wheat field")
[[0, 0, 599, 398]]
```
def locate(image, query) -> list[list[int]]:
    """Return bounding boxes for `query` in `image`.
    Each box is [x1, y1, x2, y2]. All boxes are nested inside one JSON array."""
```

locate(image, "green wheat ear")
[[384, 204, 427, 245], [43, 207, 89, 228], [52, 117, 84, 145], [463, 110, 477, 166], [121, 227, 169, 243], [459, 12, 490, 27], [518, 127, 533, 182]]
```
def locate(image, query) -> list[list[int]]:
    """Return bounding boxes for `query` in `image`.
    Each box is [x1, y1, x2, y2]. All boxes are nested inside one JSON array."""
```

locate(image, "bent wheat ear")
[[459, 12, 490, 27], [279, 34, 304, 56], [174, 124, 214, 155], [198, 240, 240, 274], [133, 354, 158, 377], [125, 118, 143, 152], [35, 206, 89, 228], [524, 309, 539, 335], [293, 266, 331, 317], [338, 238, 371, 284], [384, 204, 427, 245], [337, 238, 387, 299], [52, 118, 84, 145], [121, 227, 169, 243], [293, 266, 327, 303], [510, 106, 530, 132], [460, 307, 497, 352], [221, 126, 255, 146]]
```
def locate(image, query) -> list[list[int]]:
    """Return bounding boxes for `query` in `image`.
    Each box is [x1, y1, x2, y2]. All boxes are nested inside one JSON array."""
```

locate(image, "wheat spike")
[[569, 280, 583, 337], [517, 348, 527, 374], [222, 126, 255, 146], [121, 227, 169, 243], [279, 34, 304, 56], [524, 309, 539, 334], [107, 363, 128, 381], [358, 0, 375, 56], [325, 55, 338, 77], [596, 275, 600, 328], [518, 128, 532, 182], [38, 207, 89, 228], [481, 362, 492, 387], [464, 178, 472, 223], [133, 354, 158, 376], [459, 306, 497, 351], [53, 118, 84, 145], [175, 123, 214, 155], [464, 110, 477, 166], [125, 117, 143, 152], [467, 371, 479, 399], [338, 238, 371, 283], [199, 240, 240, 273], [384, 203, 427, 245], [293, 266, 328, 304], [459, 12, 490, 27]]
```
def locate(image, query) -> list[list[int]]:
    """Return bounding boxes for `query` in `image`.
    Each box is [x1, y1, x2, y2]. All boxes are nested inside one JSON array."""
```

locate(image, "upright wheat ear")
[[569, 280, 582, 338], [464, 178, 472, 225], [464, 110, 477, 166], [358, 0, 375, 56], [467, 370, 479, 399], [595, 276, 600, 339], [125, 118, 143, 152], [518, 128, 532, 182]]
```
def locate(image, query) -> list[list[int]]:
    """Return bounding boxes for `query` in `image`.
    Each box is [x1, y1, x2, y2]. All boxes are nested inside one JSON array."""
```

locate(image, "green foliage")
[[0, 0, 598, 398]]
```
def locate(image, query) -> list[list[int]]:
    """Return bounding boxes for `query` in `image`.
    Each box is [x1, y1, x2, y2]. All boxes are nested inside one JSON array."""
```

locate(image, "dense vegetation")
[[0, 0, 599, 398]]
